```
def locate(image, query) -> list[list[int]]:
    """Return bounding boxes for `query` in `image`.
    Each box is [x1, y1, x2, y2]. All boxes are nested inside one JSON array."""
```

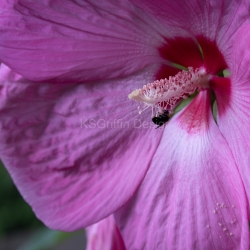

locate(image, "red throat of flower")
[[128, 36, 230, 130]]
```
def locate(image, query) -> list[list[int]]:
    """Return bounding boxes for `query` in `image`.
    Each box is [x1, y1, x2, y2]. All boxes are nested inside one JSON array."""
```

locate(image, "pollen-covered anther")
[[128, 67, 209, 114]]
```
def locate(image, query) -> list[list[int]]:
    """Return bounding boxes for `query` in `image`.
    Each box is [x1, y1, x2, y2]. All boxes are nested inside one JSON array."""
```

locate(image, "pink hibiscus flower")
[[1, 0, 250, 249]]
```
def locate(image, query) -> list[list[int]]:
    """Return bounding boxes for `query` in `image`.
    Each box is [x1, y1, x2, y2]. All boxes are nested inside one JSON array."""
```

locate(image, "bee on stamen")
[[152, 110, 170, 128]]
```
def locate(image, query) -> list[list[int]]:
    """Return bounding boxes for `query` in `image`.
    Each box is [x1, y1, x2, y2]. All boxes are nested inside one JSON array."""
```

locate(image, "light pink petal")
[[0, 64, 163, 231], [213, 24, 250, 200], [115, 90, 250, 250], [0, 0, 162, 82], [131, 0, 249, 58], [86, 215, 126, 250]]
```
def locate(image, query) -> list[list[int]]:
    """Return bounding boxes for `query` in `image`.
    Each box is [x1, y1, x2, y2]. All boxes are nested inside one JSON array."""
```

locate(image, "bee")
[[152, 110, 170, 128]]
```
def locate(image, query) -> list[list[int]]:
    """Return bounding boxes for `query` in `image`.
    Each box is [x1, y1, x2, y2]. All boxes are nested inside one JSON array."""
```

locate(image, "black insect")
[[152, 110, 170, 128]]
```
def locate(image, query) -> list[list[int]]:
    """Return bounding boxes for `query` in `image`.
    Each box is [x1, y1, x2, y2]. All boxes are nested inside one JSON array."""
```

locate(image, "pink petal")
[[86, 215, 126, 250], [0, 0, 161, 82], [131, 0, 249, 58], [115, 90, 250, 249], [213, 24, 250, 200], [0, 64, 163, 231]]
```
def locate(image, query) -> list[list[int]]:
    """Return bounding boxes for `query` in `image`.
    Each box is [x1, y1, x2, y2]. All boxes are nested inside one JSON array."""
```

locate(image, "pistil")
[[128, 67, 210, 116]]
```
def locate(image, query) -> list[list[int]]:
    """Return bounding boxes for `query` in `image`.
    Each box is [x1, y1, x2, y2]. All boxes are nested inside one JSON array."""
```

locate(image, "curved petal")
[[0, 64, 163, 231], [131, 0, 250, 59], [0, 0, 162, 82], [86, 215, 126, 250], [214, 24, 250, 200], [115, 90, 250, 250]]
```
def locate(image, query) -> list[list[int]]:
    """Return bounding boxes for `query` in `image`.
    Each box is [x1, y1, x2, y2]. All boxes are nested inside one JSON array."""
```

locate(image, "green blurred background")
[[0, 161, 86, 250]]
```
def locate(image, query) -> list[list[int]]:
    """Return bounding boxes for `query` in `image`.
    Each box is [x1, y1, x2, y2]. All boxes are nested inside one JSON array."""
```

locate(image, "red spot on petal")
[[210, 76, 231, 116], [158, 37, 204, 70], [155, 65, 180, 81], [197, 36, 228, 74], [177, 90, 211, 134], [156, 36, 227, 79]]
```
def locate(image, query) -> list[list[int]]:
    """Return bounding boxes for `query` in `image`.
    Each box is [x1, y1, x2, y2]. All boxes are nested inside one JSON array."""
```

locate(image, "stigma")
[[128, 67, 210, 115]]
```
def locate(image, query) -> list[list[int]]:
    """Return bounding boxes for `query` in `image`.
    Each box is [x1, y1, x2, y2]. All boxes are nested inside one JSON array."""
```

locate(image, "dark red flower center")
[[157, 36, 228, 79], [128, 36, 231, 126]]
